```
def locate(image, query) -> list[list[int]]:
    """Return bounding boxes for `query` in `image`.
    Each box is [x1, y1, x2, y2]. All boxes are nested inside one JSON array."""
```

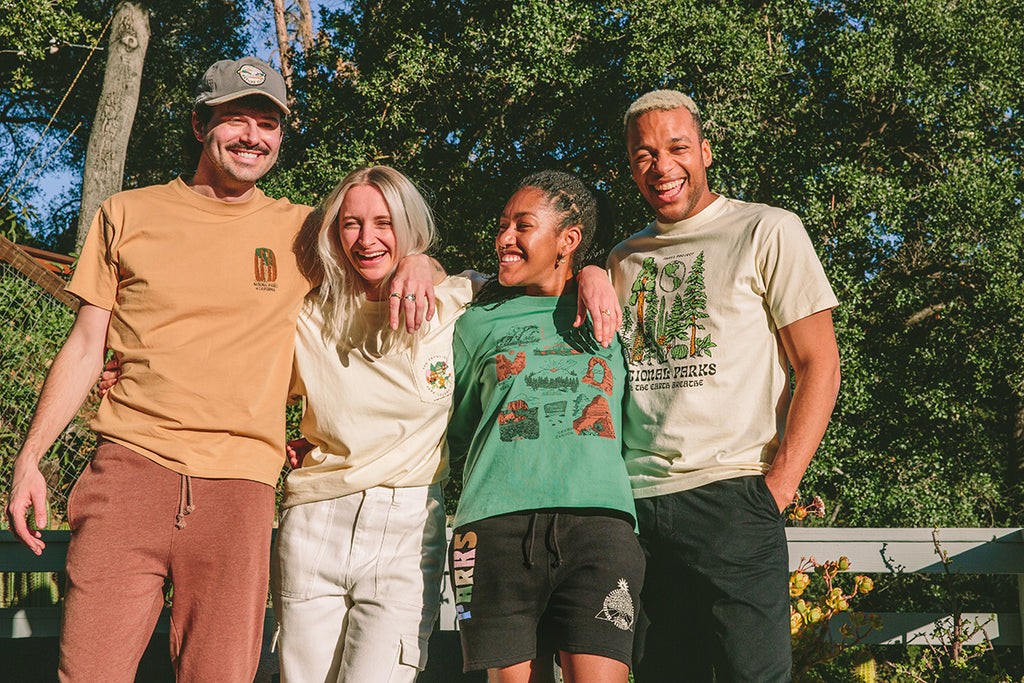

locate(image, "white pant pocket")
[[399, 633, 429, 671]]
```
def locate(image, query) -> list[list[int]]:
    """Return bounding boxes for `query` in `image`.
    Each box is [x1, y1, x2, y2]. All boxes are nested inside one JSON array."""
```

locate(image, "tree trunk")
[[272, 0, 293, 93], [297, 0, 314, 52], [75, 2, 150, 249]]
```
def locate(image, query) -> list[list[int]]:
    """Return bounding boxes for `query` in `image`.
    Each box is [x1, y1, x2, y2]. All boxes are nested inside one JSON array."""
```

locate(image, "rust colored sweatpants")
[[58, 441, 275, 682]]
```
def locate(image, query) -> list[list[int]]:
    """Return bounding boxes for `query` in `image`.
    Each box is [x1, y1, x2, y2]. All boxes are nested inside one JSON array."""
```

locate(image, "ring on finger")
[[404, 294, 417, 301], [601, 309, 612, 316], [389, 292, 402, 299]]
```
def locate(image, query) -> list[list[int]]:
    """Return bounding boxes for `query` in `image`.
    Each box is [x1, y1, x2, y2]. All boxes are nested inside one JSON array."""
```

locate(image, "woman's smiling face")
[[337, 183, 397, 299], [496, 186, 579, 297]]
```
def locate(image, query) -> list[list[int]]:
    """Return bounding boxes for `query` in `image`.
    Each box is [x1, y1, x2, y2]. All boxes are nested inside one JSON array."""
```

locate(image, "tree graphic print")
[[626, 252, 714, 362], [667, 293, 689, 359], [628, 257, 658, 363], [648, 295, 666, 361], [679, 251, 714, 357]]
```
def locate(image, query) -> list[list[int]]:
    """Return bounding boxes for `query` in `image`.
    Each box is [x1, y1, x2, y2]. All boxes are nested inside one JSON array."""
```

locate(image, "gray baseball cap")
[[194, 56, 289, 115]]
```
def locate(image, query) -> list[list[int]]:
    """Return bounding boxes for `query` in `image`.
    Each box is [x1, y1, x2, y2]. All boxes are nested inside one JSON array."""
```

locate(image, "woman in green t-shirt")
[[447, 171, 644, 683]]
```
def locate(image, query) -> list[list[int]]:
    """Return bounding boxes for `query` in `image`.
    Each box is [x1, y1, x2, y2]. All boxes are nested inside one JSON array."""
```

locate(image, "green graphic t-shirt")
[[448, 291, 635, 528]]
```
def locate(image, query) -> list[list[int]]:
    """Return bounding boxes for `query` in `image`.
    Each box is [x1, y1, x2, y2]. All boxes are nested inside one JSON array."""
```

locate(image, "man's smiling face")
[[193, 95, 283, 193], [627, 106, 714, 223]]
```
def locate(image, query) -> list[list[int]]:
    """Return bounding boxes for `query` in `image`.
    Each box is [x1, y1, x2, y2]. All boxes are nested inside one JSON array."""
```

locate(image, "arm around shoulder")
[[574, 265, 622, 347], [389, 255, 447, 332]]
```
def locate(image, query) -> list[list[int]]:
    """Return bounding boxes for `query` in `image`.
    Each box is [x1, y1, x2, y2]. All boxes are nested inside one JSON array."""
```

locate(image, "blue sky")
[[20, 1, 347, 239]]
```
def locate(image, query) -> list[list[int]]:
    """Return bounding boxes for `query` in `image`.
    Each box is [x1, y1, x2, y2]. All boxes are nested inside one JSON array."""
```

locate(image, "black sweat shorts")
[[449, 508, 645, 672]]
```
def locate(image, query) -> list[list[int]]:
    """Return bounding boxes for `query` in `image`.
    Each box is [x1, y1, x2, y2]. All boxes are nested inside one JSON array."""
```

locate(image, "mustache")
[[226, 142, 271, 155]]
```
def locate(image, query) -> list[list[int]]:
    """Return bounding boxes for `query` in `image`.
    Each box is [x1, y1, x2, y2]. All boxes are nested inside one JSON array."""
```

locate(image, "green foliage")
[[0, 0, 98, 90], [0, 1, 257, 248], [0, 269, 93, 523], [268, 1, 1024, 526], [0, 196, 41, 246], [787, 0, 1024, 527], [3, 0, 1022, 533], [789, 554, 879, 681], [878, 530, 1024, 681], [884, 644, 1022, 683]]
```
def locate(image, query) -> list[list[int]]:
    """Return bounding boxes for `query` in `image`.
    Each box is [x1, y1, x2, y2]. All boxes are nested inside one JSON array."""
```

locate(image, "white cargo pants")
[[271, 483, 446, 682]]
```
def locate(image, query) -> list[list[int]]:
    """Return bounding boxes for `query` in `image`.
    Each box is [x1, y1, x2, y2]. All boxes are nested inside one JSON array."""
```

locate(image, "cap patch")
[[238, 64, 267, 86]]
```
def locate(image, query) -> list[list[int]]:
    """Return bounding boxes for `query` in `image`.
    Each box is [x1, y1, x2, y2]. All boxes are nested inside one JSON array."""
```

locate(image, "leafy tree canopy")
[[0, 0, 98, 91], [0, 0, 256, 251], [3, 0, 1022, 527], [269, 0, 1024, 527]]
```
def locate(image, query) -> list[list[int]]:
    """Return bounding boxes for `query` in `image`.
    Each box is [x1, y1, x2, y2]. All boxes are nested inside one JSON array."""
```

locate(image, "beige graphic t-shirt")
[[608, 196, 838, 498], [281, 272, 482, 508]]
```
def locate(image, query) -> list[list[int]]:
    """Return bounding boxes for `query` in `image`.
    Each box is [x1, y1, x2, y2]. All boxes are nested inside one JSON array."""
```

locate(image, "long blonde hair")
[[301, 165, 436, 353]]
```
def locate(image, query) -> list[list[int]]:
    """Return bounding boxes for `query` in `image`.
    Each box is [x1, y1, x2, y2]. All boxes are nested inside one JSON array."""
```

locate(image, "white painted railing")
[[3, 528, 1022, 648], [785, 527, 1024, 647]]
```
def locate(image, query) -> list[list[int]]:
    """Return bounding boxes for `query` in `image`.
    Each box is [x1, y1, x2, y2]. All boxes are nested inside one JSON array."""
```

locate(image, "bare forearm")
[[764, 364, 840, 508], [389, 254, 443, 331], [574, 265, 622, 346], [7, 305, 108, 551], [427, 256, 447, 283], [765, 309, 841, 511], [15, 306, 109, 464]]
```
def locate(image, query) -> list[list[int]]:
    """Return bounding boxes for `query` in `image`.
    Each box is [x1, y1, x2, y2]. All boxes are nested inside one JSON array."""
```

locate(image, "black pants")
[[633, 476, 792, 683]]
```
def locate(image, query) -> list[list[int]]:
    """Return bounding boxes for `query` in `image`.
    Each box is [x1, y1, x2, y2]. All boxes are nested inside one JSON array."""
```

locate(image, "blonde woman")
[[271, 166, 466, 682], [272, 166, 620, 682]]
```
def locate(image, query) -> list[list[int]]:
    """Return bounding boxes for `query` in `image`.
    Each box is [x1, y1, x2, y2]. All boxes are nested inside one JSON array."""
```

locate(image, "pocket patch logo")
[[421, 355, 454, 397]]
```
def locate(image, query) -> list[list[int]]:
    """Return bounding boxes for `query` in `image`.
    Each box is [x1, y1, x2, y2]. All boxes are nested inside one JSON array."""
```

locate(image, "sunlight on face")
[[337, 184, 397, 299]]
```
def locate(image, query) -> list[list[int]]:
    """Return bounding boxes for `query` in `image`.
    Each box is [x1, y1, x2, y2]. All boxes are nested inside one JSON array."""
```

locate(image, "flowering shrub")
[[790, 554, 880, 679], [787, 495, 881, 680]]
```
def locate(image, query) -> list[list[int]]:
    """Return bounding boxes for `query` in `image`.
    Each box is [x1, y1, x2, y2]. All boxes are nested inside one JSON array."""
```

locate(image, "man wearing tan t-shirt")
[[3, 57, 432, 682], [609, 90, 841, 681]]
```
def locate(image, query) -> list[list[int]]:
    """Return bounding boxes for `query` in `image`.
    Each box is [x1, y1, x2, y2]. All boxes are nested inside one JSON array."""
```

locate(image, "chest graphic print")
[[493, 324, 615, 443], [622, 252, 717, 364], [253, 248, 279, 292]]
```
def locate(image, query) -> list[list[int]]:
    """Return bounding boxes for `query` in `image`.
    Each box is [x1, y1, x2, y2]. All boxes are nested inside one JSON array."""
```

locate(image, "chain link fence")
[[0, 239, 94, 611], [1, 241, 96, 531]]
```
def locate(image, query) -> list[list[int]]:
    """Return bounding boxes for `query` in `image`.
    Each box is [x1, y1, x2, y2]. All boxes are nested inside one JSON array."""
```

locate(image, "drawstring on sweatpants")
[[175, 474, 194, 529], [522, 512, 539, 568], [546, 513, 562, 568], [521, 512, 563, 568]]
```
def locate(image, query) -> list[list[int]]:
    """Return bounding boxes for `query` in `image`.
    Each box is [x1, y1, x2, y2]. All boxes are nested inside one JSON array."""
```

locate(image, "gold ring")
[[389, 292, 402, 299], [601, 309, 612, 316]]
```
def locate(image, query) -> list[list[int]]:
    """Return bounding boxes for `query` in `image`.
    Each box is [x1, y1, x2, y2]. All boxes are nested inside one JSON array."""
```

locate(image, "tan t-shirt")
[[608, 196, 838, 498], [67, 178, 312, 485], [281, 272, 481, 508]]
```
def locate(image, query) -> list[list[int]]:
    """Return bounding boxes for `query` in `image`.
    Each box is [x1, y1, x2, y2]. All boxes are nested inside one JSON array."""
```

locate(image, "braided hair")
[[514, 171, 598, 275], [475, 170, 615, 305]]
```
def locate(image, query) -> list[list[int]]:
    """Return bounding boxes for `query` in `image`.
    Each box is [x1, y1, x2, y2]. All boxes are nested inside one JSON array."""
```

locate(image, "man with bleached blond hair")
[[609, 89, 841, 681]]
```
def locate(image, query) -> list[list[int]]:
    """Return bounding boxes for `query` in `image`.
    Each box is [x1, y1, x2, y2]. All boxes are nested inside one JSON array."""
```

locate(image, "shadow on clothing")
[[0, 629, 486, 682]]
